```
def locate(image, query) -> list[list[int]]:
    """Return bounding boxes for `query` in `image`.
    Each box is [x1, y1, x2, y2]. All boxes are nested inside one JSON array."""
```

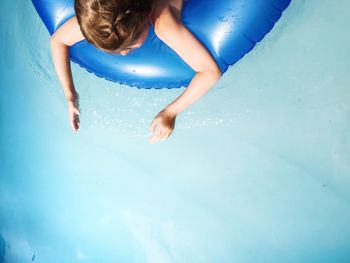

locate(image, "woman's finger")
[[70, 119, 77, 132], [149, 133, 159, 144], [163, 130, 172, 140], [149, 119, 159, 133], [162, 130, 173, 141], [149, 126, 163, 144], [75, 119, 80, 131], [73, 107, 80, 115], [69, 110, 79, 132], [159, 129, 169, 141]]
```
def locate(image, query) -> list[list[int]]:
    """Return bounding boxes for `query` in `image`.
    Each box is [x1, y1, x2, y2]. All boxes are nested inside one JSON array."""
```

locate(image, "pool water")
[[1, 0, 350, 262]]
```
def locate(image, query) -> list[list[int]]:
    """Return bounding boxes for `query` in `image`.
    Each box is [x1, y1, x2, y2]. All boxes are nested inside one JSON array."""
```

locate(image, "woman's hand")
[[149, 108, 177, 144], [67, 94, 80, 133]]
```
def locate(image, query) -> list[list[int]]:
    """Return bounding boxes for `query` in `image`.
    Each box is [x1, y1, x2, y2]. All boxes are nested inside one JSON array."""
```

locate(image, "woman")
[[50, 0, 222, 143]]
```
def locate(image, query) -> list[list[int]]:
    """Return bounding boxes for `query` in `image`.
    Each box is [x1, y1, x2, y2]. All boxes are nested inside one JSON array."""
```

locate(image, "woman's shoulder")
[[152, 2, 182, 29], [51, 16, 85, 46], [151, 0, 182, 23]]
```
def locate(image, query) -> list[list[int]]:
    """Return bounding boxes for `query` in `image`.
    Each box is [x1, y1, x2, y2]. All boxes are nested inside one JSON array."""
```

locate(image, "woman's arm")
[[149, 6, 222, 143], [50, 16, 85, 132]]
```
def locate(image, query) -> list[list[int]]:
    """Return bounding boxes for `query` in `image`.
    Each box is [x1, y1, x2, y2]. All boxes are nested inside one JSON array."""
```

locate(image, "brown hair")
[[74, 0, 152, 53]]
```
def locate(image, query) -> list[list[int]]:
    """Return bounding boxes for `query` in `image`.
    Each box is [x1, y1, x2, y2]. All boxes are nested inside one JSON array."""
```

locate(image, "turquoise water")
[[1, 0, 350, 262]]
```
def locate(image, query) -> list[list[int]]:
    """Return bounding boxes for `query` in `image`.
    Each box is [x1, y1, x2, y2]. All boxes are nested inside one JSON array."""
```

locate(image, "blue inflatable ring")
[[32, 0, 291, 89]]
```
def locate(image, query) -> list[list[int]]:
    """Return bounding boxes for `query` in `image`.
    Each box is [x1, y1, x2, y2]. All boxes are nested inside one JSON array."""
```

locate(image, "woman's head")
[[74, 0, 152, 54]]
